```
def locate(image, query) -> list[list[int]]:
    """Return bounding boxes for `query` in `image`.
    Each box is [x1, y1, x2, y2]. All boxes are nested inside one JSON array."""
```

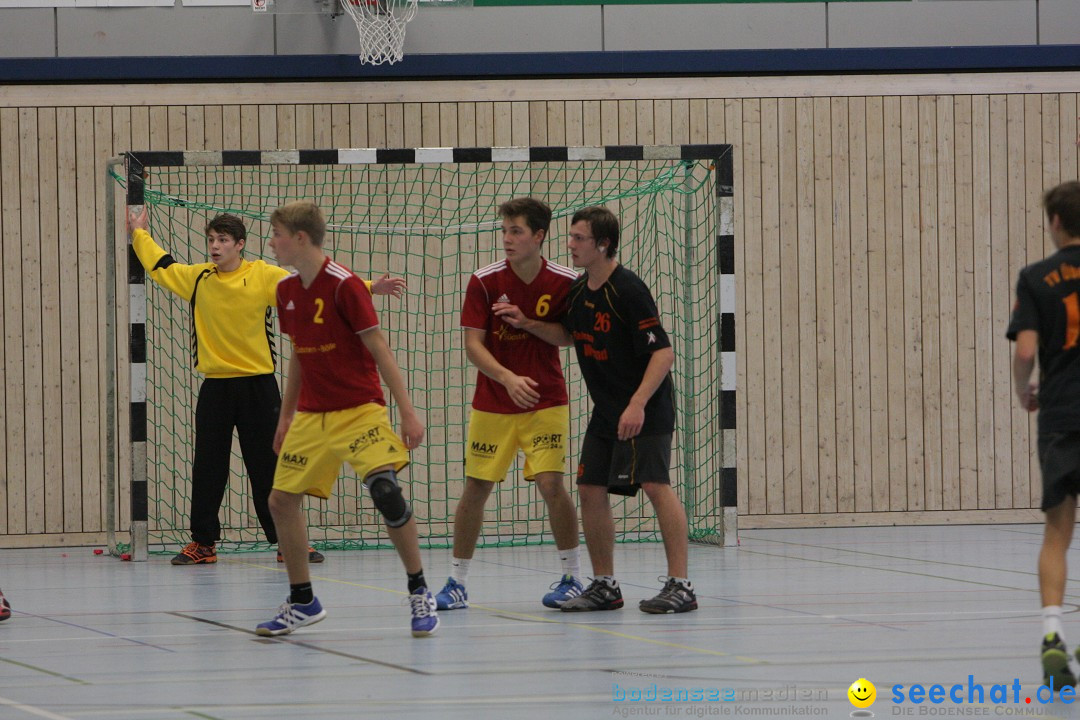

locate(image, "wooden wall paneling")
[[510, 101, 529, 147], [987, 95, 1011, 508], [935, 96, 961, 511], [474, 102, 494, 147], [725, 98, 749, 516], [278, 104, 297, 149], [546, 101, 566, 146], [111, 106, 133, 533], [186, 105, 204, 152], [19, 108, 45, 534], [706, 100, 724, 145], [848, 97, 873, 513], [582, 100, 601, 146], [813, 97, 837, 514], [669, 99, 688, 145], [75, 106, 102, 530], [312, 104, 332, 148], [385, 103, 404, 147], [457, 102, 476, 148], [93, 106, 115, 530], [0, 108, 19, 535], [772, 96, 800, 507], [865, 97, 890, 511], [971, 96, 996, 509], [635, 100, 654, 145], [953, 96, 978, 510], [239, 104, 259, 149], [830, 97, 855, 513], [745, 98, 770, 515], [204, 105, 224, 151], [329, 103, 348, 148], [599, 100, 618, 146], [918, 96, 943, 512], [440, 102, 459, 147], [654, 99, 671, 145], [492, 102, 511, 147], [294, 105, 314, 148], [1005, 94, 1028, 509], [1061, 94, 1078, 181], [167, 106, 187, 151], [56, 107, 83, 532], [882, 96, 908, 512], [563, 100, 582, 146], [688, 99, 707, 145], [221, 105, 241, 150], [900, 96, 925, 512], [529, 100, 547, 146], [795, 97, 818, 514], [618, 99, 636, 145]]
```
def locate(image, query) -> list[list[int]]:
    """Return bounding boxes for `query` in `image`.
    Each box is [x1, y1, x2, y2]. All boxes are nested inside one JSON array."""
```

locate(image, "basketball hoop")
[[339, 0, 417, 65]]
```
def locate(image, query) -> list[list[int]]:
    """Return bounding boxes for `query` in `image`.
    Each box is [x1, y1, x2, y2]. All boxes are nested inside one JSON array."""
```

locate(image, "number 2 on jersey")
[[314, 297, 325, 324]]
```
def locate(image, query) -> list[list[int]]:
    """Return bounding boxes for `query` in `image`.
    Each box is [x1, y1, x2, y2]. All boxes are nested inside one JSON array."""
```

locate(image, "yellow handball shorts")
[[465, 405, 569, 482], [274, 403, 411, 498]]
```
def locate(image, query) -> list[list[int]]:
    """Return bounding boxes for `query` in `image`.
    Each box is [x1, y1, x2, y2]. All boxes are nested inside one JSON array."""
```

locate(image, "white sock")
[[669, 576, 693, 590], [596, 575, 618, 588], [450, 557, 471, 585], [559, 547, 581, 579], [1044, 605, 1065, 639]]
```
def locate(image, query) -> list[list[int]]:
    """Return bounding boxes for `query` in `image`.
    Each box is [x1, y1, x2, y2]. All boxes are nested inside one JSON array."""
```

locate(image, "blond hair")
[[270, 201, 326, 246]]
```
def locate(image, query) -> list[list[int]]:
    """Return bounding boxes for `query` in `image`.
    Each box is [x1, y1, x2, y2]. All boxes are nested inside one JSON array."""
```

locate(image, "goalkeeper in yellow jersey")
[[127, 207, 404, 565]]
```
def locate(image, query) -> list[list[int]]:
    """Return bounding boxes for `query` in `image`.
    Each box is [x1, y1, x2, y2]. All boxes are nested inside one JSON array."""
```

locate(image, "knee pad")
[[366, 469, 412, 528]]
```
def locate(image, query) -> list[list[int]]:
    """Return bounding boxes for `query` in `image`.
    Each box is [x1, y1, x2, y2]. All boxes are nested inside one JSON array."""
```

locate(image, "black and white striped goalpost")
[[108, 144, 737, 553]]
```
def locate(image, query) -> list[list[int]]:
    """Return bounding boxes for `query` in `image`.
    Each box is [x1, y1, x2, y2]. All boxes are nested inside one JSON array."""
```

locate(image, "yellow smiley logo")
[[848, 678, 876, 709]]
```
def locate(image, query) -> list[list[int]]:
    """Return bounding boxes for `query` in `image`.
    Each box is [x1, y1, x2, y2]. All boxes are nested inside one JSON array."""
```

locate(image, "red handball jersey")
[[460, 257, 578, 413], [277, 257, 385, 412]]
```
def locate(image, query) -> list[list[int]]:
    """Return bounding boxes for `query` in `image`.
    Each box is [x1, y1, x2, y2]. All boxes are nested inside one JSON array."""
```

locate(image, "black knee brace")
[[366, 469, 412, 528]]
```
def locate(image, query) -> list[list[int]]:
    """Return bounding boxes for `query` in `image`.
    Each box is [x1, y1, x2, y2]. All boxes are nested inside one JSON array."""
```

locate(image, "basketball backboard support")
[[252, 0, 469, 15]]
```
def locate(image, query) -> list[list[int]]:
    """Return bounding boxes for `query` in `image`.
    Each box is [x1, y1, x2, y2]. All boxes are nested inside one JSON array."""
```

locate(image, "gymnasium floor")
[[0, 524, 1076, 720]]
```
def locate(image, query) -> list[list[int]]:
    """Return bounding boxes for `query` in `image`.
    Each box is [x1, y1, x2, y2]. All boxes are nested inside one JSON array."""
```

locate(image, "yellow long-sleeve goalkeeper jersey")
[[132, 228, 288, 378]]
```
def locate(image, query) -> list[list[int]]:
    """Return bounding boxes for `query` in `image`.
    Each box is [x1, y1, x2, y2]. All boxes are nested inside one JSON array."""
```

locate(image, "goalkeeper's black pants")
[[189, 374, 281, 546]]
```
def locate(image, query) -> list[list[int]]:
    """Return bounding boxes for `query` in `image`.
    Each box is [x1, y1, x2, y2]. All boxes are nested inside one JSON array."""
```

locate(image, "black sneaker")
[[1042, 633, 1078, 688], [0, 588, 10, 621], [640, 577, 698, 614], [277, 547, 325, 564], [560, 578, 623, 612]]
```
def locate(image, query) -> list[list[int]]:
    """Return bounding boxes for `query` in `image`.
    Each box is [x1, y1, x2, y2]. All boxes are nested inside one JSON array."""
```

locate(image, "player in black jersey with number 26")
[[496, 205, 696, 614], [1008, 181, 1080, 688]]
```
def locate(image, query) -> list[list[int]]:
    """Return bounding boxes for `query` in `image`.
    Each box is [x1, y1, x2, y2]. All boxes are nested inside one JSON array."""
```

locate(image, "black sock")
[[407, 570, 426, 594], [289, 582, 314, 605]]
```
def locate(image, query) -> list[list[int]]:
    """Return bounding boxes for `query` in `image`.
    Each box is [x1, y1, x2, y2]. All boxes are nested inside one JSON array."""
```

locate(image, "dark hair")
[[1045, 181, 1080, 239], [205, 214, 247, 243], [498, 197, 552, 236], [270, 201, 327, 247], [571, 206, 620, 258]]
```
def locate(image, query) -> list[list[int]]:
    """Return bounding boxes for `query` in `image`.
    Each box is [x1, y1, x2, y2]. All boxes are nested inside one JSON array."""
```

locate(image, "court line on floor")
[[167, 611, 430, 675], [230, 559, 766, 665], [0, 694, 75, 720], [10, 612, 177, 652], [0, 657, 89, 685]]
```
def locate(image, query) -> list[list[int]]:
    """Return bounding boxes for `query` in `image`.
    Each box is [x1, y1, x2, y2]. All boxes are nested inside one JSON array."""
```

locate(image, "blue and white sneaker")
[[255, 597, 327, 636], [542, 574, 584, 608], [409, 587, 440, 637], [434, 577, 468, 610]]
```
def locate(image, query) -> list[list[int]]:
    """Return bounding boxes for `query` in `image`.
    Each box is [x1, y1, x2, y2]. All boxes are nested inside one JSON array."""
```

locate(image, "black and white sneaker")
[[639, 577, 698, 614], [560, 578, 623, 612]]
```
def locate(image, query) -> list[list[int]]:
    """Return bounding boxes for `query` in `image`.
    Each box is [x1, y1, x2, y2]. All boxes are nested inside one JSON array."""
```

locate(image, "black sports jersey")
[[1007, 244, 1080, 434], [563, 265, 675, 438]]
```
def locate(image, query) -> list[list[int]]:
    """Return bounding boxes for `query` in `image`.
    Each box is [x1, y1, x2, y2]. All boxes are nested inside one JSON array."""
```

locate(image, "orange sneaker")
[[171, 542, 217, 565]]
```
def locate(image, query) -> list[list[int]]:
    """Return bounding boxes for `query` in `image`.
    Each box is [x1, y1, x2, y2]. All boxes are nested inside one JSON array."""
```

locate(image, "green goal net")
[[115, 147, 728, 553]]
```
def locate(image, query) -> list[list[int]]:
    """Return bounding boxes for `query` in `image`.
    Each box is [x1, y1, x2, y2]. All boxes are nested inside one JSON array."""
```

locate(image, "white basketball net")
[[339, 0, 418, 65]]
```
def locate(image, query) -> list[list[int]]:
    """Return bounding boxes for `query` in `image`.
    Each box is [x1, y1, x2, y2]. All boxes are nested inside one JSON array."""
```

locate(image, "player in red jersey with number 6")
[[434, 198, 584, 611]]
